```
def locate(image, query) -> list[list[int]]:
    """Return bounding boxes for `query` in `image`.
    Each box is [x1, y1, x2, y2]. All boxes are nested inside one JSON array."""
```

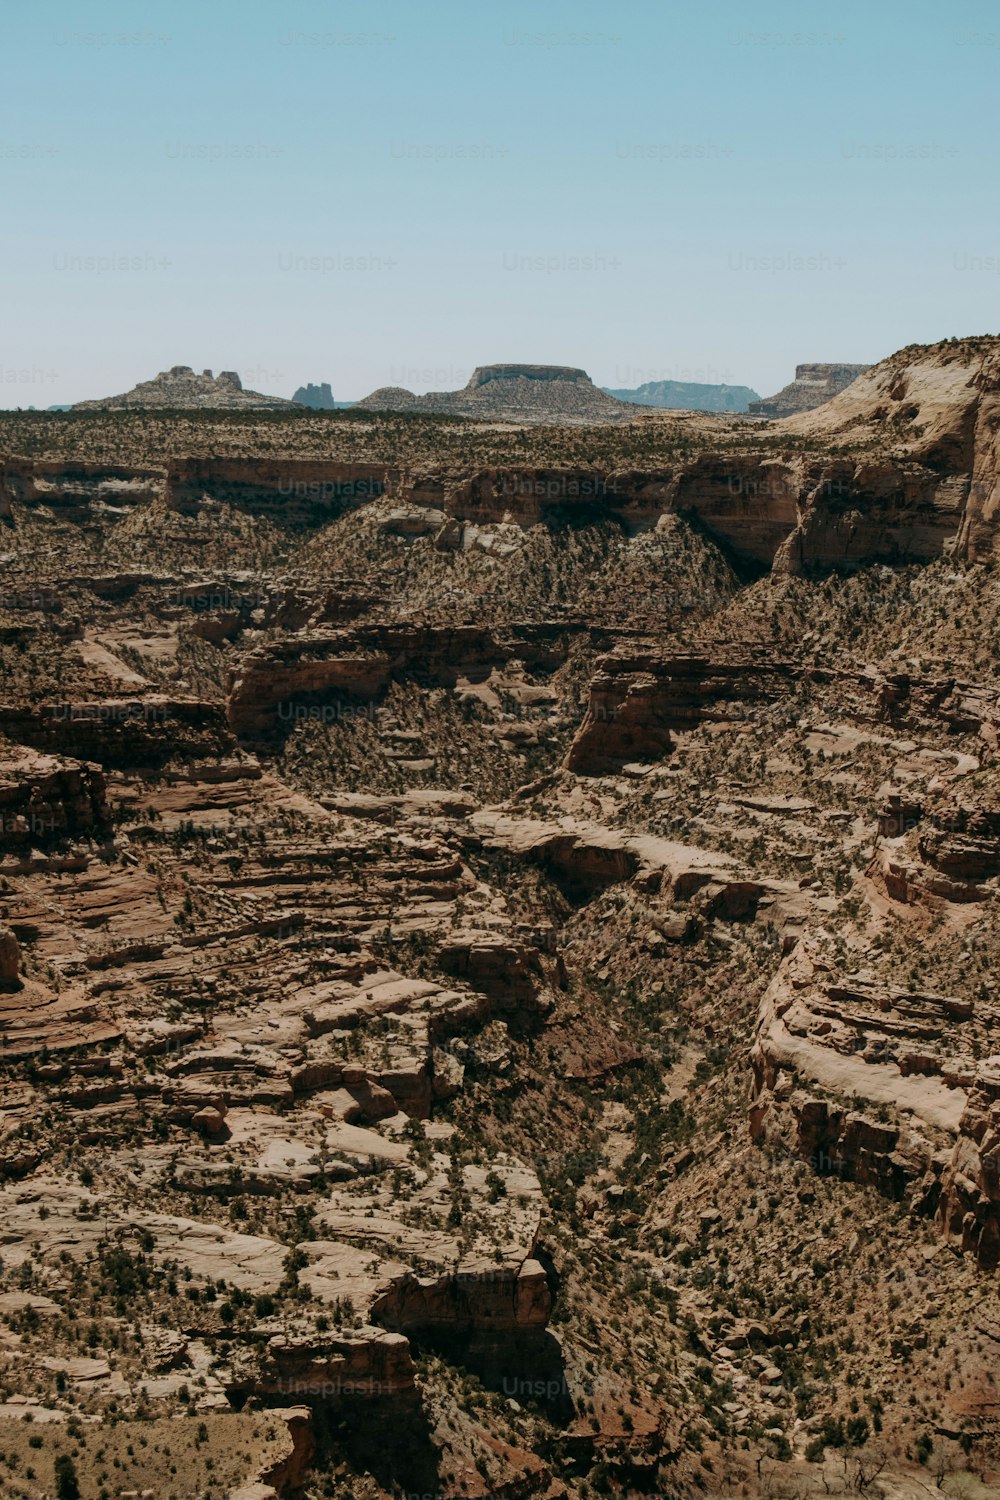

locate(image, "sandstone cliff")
[[4, 337, 1000, 579], [748, 362, 871, 417]]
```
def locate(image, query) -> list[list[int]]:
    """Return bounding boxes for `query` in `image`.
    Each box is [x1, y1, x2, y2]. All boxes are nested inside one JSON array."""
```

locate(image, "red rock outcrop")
[[225, 623, 571, 736], [257, 1406, 316, 1493], [937, 1064, 1000, 1269], [436, 932, 553, 1011], [749, 943, 1000, 1269], [565, 647, 798, 774], [869, 779, 1000, 904], [241, 1328, 419, 1404], [439, 467, 628, 528], [371, 1258, 552, 1344], [568, 647, 1000, 784], [919, 796, 1000, 885], [0, 746, 109, 844], [469, 808, 810, 935], [0, 699, 235, 768], [772, 460, 967, 577]]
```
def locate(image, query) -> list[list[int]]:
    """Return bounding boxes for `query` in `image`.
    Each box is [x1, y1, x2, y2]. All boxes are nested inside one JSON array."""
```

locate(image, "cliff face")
[[565, 645, 1000, 788], [949, 357, 1000, 563], [434, 454, 972, 573], [436, 467, 627, 528], [6, 339, 1000, 573], [163, 457, 389, 521], [565, 648, 799, 774], [225, 624, 572, 736], [0, 698, 234, 768], [0, 456, 165, 517], [0, 747, 109, 846], [748, 362, 871, 417], [0, 452, 968, 573], [772, 460, 968, 576], [371, 1255, 551, 1341], [782, 338, 993, 447], [749, 760, 1000, 1271], [778, 338, 1000, 564], [749, 949, 1000, 1271]]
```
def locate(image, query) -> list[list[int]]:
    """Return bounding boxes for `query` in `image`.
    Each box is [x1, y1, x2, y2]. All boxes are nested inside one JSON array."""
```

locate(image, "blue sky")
[[2, 0, 998, 404]]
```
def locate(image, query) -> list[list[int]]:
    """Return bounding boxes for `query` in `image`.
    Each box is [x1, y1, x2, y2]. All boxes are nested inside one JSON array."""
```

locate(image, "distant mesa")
[[73, 365, 294, 410], [61, 359, 873, 421], [748, 363, 871, 418], [293, 381, 337, 409], [468, 363, 591, 387], [603, 379, 760, 414], [356, 363, 632, 425]]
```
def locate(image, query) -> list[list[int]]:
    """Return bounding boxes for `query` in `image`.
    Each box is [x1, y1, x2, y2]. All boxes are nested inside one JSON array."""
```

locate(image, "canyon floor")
[[2, 336, 1000, 1500]]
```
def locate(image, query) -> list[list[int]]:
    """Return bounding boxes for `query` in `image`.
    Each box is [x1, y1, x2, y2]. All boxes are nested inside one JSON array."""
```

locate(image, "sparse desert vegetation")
[[1, 335, 1000, 1497]]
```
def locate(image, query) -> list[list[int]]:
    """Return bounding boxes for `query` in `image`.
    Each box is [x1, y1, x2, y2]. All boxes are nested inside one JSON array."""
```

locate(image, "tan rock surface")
[[3, 343, 1000, 1494]]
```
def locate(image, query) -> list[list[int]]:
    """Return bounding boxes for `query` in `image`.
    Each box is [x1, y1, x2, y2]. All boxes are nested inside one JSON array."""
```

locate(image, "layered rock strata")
[[748, 362, 870, 417]]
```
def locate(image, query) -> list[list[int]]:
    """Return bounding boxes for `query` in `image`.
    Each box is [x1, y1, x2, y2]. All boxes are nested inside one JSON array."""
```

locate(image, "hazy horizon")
[[3, 0, 999, 407]]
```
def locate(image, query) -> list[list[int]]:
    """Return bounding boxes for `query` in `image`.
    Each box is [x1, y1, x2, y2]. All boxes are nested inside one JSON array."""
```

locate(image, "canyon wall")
[[565, 648, 799, 774], [0, 698, 234, 768], [225, 623, 573, 736], [0, 447, 980, 574], [3, 336, 1000, 574]]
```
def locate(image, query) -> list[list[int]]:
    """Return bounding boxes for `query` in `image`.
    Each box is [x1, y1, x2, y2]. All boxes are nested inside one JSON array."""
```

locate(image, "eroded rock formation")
[[74, 365, 294, 410], [748, 362, 871, 417], [0, 747, 109, 844], [4, 335, 1000, 1496], [356, 363, 633, 425], [566, 648, 798, 774]]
